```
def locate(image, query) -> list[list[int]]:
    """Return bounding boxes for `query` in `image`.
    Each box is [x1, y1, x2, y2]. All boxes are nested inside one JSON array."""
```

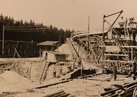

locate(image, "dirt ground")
[[0, 73, 135, 97], [0, 60, 134, 97], [39, 74, 133, 97]]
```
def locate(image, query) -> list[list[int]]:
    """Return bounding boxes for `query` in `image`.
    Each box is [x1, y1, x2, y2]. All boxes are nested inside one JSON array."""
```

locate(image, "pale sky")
[[0, 0, 137, 32]]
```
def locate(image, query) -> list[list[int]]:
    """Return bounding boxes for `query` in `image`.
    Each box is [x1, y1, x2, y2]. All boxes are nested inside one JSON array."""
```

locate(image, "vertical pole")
[[88, 16, 90, 33], [81, 63, 83, 77], [40, 48, 42, 57], [113, 62, 117, 81], [102, 16, 105, 61], [133, 57, 137, 80], [103, 15, 105, 40], [131, 48, 133, 61], [2, 25, 4, 55], [87, 16, 90, 54], [78, 37, 80, 55], [131, 47, 134, 75]]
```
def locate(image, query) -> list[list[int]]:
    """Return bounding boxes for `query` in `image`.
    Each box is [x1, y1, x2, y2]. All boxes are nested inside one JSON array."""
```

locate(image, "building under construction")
[[70, 10, 137, 76], [1, 10, 137, 97]]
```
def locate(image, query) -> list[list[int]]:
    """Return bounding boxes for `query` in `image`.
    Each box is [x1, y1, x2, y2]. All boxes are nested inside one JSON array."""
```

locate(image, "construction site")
[[1, 10, 137, 97]]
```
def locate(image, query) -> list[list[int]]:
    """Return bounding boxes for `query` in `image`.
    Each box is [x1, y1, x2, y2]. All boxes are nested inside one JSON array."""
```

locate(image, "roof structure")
[[37, 41, 59, 46], [72, 31, 107, 39], [47, 51, 69, 55]]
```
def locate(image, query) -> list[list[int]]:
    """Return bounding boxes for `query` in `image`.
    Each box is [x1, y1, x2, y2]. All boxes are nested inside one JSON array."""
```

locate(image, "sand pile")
[[0, 71, 34, 93], [57, 43, 73, 60]]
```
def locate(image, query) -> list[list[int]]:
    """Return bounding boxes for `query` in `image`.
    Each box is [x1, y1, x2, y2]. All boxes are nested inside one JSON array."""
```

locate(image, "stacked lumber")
[[44, 90, 70, 97], [100, 81, 137, 97]]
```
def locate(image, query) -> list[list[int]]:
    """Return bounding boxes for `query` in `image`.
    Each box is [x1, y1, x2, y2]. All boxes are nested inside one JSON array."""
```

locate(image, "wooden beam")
[[35, 79, 69, 89], [104, 54, 128, 57], [2, 25, 5, 54], [100, 60, 134, 64], [100, 45, 137, 48], [121, 46, 137, 48], [39, 62, 50, 83], [101, 81, 137, 96]]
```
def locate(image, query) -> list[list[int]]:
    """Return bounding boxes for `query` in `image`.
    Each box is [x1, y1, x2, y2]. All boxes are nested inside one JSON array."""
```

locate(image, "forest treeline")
[[0, 14, 74, 43]]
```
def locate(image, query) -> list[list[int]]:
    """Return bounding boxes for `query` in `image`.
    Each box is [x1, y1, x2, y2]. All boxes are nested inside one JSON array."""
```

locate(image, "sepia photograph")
[[0, 0, 137, 97]]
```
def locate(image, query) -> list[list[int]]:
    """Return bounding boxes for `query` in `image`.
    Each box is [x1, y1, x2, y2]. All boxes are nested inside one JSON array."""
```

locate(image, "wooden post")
[[80, 60, 83, 77], [87, 16, 90, 54], [133, 57, 137, 80], [103, 15, 105, 40], [131, 48, 133, 61], [113, 63, 117, 81], [2, 25, 4, 55], [39, 47, 42, 57]]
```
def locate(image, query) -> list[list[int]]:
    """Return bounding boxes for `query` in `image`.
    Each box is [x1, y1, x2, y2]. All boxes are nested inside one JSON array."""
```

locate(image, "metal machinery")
[[101, 10, 137, 74], [72, 10, 137, 75]]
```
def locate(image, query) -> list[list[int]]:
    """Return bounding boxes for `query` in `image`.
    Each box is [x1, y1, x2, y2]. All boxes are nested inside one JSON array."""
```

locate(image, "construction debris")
[[44, 90, 70, 97], [35, 79, 70, 89], [100, 81, 137, 97]]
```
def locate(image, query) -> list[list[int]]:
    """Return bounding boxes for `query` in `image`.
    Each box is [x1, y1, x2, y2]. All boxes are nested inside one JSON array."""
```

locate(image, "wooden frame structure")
[[71, 11, 137, 74]]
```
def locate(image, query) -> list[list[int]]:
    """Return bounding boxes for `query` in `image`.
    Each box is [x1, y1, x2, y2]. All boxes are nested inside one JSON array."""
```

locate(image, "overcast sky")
[[0, 0, 137, 32]]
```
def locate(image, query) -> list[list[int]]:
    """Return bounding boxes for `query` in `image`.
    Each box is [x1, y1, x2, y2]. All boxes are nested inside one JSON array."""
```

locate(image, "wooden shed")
[[37, 41, 60, 57]]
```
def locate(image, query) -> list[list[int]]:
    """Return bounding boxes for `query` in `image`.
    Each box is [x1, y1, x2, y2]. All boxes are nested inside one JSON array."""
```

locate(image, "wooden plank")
[[100, 45, 137, 48], [100, 60, 134, 64], [101, 81, 137, 96], [14, 48, 21, 58], [104, 54, 128, 57], [44, 90, 65, 97], [39, 62, 50, 83], [121, 46, 137, 48], [35, 79, 70, 89]]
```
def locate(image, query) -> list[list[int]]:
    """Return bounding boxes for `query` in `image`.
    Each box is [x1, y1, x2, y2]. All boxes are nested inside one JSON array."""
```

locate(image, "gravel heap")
[[0, 71, 34, 93]]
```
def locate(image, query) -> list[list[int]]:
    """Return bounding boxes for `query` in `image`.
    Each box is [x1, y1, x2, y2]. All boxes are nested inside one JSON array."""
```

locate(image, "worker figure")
[[77, 58, 82, 67], [77, 58, 83, 77], [133, 57, 137, 80], [53, 66, 56, 78], [113, 62, 118, 81], [80, 60, 84, 77]]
